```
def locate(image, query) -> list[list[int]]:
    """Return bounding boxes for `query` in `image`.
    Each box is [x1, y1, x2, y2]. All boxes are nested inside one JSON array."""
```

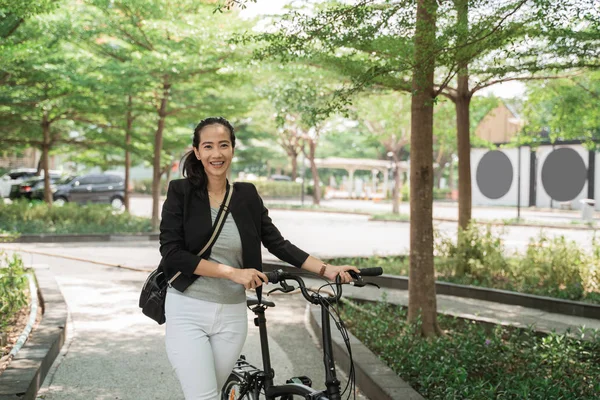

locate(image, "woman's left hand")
[[323, 264, 360, 283]]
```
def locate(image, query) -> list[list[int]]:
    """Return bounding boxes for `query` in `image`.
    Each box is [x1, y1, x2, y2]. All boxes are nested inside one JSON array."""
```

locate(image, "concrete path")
[[11, 252, 366, 400]]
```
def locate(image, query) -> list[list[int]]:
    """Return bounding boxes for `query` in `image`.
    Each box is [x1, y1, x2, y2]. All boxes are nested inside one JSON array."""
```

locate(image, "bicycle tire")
[[221, 373, 260, 400]]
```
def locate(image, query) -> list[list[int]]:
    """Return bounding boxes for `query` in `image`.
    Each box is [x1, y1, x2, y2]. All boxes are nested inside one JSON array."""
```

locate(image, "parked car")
[[53, 173, 125, 208], [11, 173, 66, 200], [270, 174, 292, 182], [0, 168, 37, 198], [27, 175, 75, 201], [0, 168, 62, 198]]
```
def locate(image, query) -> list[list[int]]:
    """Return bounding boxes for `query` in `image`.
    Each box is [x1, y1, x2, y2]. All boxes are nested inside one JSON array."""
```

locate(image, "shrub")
[[342, 301, 600, 400], [132, 179, 168, 195], [0, 200, 153, 234], [435, 222, 508, 278], [0, 251, 28, 333], [328, 227, 600, 303], [518, 233, 591, 301], [433, 187, 451, 200], [238, 180, 302, 198]]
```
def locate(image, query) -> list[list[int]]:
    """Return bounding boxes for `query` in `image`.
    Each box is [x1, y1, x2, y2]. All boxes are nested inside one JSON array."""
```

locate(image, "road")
[[125, 195, 597, 256], [6, 209, 597, 267], [128, 195, 594, 225]]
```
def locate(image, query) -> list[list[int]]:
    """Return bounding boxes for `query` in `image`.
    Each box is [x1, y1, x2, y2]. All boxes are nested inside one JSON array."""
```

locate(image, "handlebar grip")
[[264, 271, 279, 283], [358, 267, 383, 277]]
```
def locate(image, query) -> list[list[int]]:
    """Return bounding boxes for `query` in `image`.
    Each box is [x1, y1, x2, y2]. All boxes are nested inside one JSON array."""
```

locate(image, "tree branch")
[[1, 138, 43, 146], [573, 80, 600, 101], [164, 105, 199, 116], [471, 73, 579, 93], [2, 17, 24, 38]]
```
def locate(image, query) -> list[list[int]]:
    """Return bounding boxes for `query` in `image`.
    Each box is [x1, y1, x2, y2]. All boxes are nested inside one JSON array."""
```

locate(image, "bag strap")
[[167, 182, 234, 286]]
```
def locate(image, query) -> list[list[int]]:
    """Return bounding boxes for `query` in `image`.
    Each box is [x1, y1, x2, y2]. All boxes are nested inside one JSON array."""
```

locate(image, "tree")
[[353, 91, 411, 214], [521, 71, 600, 144], [70, 0, 255, 229], [266, 75, 345, 205], [0, 10, 106, 203], [0, 0, 58, 38], [408, 0, 441, 336]]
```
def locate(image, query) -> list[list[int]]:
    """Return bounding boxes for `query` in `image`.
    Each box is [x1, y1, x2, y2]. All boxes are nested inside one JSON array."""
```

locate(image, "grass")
[[341, 300, 600, 400]]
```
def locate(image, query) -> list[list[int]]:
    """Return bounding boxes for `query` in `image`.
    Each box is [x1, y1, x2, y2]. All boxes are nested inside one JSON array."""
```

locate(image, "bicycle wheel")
[[221, 373, 259, 400]]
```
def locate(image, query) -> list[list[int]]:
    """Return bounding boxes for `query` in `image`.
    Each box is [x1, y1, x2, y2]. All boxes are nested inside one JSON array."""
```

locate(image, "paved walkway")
[[2, 238, 599, 399]]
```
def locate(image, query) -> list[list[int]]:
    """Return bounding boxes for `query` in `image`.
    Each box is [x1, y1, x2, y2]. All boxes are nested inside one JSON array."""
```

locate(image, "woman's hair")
[[181, 117, 236, 194]]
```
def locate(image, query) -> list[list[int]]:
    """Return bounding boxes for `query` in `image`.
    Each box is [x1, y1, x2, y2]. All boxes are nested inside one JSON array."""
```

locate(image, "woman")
[[159, 117, 359, 400]]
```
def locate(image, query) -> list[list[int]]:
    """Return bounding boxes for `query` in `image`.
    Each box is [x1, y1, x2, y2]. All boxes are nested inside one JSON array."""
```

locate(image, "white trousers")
[[165, 292, 248, 400]]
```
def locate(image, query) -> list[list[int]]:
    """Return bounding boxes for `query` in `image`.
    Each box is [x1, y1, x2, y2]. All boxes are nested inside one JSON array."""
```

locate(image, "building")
[[474, 101, 524, 143], [471, 101, 598, 211]]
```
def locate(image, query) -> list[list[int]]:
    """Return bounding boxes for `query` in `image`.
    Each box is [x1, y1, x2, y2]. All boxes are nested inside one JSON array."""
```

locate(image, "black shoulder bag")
[[139, 183, 234, 325]]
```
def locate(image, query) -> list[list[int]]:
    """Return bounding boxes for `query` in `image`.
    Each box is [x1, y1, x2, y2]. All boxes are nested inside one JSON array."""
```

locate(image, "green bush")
[[327, 224, 600, 304], [0, 251, 28, 333], [132, 179, 168, 195], [238, 180, 302, 198], [0, 200, 153, 234], [435, 222, 508, 278], [434, 187, 451, 200], [518, 234, 590, 301], [342, 301, 600, 400], [401, 184, 409, 201]]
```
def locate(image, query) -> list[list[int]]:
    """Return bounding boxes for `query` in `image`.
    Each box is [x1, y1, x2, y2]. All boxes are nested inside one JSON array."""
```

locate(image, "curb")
[[0, 268, 68, 400], [370, 216, 598, 231], [268, 206, 371, 216], [309, 306, 424, 400], [2, 233, 159, 243], [267, 206, 597, 231], [261, 261, 600, 320]]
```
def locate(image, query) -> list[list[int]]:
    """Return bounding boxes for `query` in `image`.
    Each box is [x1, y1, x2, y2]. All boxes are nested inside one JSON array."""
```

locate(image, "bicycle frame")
[[227, 268, 382, 400], [250, 302, 337, 400]]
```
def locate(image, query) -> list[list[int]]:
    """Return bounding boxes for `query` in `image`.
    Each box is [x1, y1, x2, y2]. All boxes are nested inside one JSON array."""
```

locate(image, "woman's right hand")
[[230, 268, 269, 290]]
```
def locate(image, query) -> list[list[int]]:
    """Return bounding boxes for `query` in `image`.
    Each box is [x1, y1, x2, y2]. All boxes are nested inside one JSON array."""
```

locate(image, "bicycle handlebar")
[[264, 267, 383, 305]]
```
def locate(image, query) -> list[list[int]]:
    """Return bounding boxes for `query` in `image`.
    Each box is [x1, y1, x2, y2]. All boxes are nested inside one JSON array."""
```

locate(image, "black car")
[[11, 174, 65, 200], [28, 175, 75, 201], [52, 173, 125, 208]]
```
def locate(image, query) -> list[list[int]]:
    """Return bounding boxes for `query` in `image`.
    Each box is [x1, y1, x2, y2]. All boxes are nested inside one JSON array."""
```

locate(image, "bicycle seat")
[[246, 296, 275, 307]]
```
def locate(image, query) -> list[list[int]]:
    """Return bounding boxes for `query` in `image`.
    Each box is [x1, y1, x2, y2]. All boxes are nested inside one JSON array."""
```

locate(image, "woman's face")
[[193, 123, 234, 180]]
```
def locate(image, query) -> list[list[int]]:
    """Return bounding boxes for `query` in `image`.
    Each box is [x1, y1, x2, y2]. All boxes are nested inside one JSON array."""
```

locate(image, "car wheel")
[[54, 197, 67, 206], [111, 196, 124, 210]]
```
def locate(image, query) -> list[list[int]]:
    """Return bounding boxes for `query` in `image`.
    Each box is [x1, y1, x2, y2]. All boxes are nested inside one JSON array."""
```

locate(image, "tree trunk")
[[392, 160, 401, 214], [456, 92, 472, 231], [456, 0, 472, 233], [290, 154, 298, 181], [124, 95, 133, 212], [434, 168, 443, 189], [308, 139, 321, 205], [36, 157, 42, 176], [448, 156, 454, 190], [408, 0, 441, 337], [152, 76, 170, 231], [41, 111, 52, 205]]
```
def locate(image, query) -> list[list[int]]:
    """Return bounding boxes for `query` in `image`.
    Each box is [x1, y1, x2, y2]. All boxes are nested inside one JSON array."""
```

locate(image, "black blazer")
[[159, 179, 309, 293]]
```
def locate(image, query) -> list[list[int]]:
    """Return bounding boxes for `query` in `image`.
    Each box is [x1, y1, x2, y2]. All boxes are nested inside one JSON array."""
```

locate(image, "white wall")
[[535, 144, 588, 210], [471, 147, 530, 207]]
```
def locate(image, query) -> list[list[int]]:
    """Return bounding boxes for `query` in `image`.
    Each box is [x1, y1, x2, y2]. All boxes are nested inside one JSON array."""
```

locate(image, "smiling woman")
[[159, 116, 359, 399]]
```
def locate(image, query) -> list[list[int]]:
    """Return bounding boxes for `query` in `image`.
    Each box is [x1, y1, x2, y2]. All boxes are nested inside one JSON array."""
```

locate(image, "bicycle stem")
[[253, 306, 275, 389]]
